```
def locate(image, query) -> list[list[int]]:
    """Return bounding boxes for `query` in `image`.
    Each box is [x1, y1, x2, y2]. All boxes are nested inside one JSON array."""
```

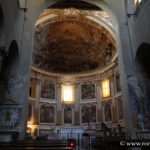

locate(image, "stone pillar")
[[19, 73, 30, 140], [96, 81, 102, 122], [56, 111, 62, 125], [56, 83, 62, 125], [56, 83, 61, 110], [33, 79, 40, 125], [74, 83, 80, 125], [117, 20, 137, 133], [110, 75, 117, 123], [74, 111, 80, 125]]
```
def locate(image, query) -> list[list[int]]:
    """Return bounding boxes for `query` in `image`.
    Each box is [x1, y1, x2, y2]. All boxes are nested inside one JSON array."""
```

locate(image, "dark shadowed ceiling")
[[32, 9, 116, 74], [50, 0, 102, 10]]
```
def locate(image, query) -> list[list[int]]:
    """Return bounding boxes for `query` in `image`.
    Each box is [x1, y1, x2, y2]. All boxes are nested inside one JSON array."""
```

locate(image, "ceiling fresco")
[[32, 9, 116, 74]]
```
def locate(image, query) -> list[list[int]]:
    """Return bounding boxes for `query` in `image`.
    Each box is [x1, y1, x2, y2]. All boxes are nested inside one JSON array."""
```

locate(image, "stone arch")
[[1, 40, 19, 76], [0, 40, 21, 104], [28, 0, 120, 70], [135, 42, 150, 129], [135, 43, 150, 77], [32, 0, 119, 30]]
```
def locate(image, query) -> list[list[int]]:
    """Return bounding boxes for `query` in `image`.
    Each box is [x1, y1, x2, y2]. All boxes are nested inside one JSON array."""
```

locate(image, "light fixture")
[[18, 0, 27, 11], [61, 83, 74, 104], [135, 0, 142, 5], [101, 79, 111, 98]]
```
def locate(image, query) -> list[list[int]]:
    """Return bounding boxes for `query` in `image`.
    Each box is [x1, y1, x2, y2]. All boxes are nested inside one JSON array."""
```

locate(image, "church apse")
[[27, 6, 123, 136]]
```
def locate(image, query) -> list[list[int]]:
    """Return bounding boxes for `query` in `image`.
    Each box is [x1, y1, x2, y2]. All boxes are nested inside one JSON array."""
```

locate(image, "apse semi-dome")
[[32, 9, 116, 74]]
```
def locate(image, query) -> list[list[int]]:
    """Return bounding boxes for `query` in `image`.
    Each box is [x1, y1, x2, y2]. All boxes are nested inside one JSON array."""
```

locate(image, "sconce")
[[18, 0, 27, 11]]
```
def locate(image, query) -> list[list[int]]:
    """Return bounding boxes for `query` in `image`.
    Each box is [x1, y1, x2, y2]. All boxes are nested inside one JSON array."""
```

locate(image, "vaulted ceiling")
[[32, 7, 116, 74]]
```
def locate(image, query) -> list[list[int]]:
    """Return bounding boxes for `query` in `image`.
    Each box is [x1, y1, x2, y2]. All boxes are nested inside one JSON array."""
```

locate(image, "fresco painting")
[[0, 106, 21, 130], [81, 83, 95, 100], [103, 101, 112, 122], [0, 75, 27, 104], [41, 81, 55, 99], [64, 107, 72, 124], [40, 104, 55, 123], [81, 105, 96, 123]]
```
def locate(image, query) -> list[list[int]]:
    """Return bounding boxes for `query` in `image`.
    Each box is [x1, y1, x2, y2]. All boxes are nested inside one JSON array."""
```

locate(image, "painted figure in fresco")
[[81, 84, 95, 100], [81, 105, 96, 124], [41, 82, 55, 99], [64, 107, 72, 124], [40, 105, 54, 123], [104, 102, 112, 122], [0, 75, 26, 103], [0, 108, 20, 130]]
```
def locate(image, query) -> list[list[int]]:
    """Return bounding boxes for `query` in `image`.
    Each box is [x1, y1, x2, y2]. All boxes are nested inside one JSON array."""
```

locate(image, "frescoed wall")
[[64, 107, 72, 124], [103, 101, 112, 122], [81, 104, 96, 123], [40, 104, 55, 123], [0, 75, 27, 104], [81, 83, 95, 100], [29, 68, 123, 133], [0, 106, 21, 130], [41, 81, 55, 99]]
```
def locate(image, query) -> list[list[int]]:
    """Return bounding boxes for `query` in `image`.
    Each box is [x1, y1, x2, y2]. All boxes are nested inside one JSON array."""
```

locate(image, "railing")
[[36, 132, 128, 150], [136, 130, 150, 139]]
